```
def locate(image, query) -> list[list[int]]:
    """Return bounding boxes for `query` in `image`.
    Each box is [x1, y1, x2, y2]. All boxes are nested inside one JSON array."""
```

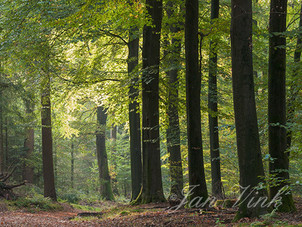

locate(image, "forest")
[[0, 0, 301, 226]]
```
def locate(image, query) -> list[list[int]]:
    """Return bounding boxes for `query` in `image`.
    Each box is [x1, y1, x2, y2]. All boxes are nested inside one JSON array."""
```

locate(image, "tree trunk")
[[231, 0, 267, 220], [53, 139, 57, 185], [140, 0, 165, 203], [287, 2, 302, 150], [24, 100, 34, 183], [208, 0, 223, 199], [165, 0, 184, 200], [71, 139, 74, 189], [96, 106, 114, 201], [128, 27, 142, 202], [185, 0, 208, 203], [110, 125, 119, 195], [41, 74, 57, 201], [268, 0, 296, 212]]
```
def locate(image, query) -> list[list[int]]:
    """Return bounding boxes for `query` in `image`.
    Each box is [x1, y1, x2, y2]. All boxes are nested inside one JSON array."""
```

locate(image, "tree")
[[165, 0, 184, 200], [128, 28, 142, 201], [41, 72, 57, 201], [185, 0, 208, 202], [139, 0, 165, 203], [71, 138, 74, 189], [231, 0, 267, 220], [208, 0, 223, 199], [268, 0, 296, 212], [96, 106, 114, 201], [110, 125, 119, 195]]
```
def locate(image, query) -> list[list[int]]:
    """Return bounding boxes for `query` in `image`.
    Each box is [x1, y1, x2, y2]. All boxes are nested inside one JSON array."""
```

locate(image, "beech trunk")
[[41, 74, 57, 201], [166, 0, 184, 199], [185, 0, 208, 202], [96, 106, 114, 201], [268, 0, 296, 212], [208, 0, 223, 199], [128, 28, 142, 201], [231, 0, 267, 220], [140, 0, 165, 203]]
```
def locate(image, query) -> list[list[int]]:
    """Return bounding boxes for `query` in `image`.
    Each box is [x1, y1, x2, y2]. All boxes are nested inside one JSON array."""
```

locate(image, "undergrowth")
[[11, 194, 63, 212]]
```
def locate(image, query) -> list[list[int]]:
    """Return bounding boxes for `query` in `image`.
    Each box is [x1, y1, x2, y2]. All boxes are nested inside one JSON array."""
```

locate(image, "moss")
[[12, 196, 63, 211], [119, 210, 130, 216], [70, 203, 101, 212], [276, 194, 296, 213]]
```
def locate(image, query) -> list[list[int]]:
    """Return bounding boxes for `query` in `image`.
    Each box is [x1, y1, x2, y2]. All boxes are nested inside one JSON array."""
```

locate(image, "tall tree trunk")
[[71, 139, 74, 189], [287, 2, 302, 150], [268, 0, 296, 212], [53, 139, 57, 185], [128, 27, 142, 202], [24, 100, 34, 183], [165, 0, 184, 200], [110, 125, 119, 195], [231, 0, 267, 220], [41, 74, 57, 201], [185, 0, 208, 202], [96, 106, 114, 201], [208, 0, 223, 199], [140, 0, 165, 203]]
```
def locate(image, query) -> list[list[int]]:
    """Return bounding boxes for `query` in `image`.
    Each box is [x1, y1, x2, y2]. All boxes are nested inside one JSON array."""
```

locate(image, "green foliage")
[[70, 203, 101, 212], [0, 0, 301, 217], [59, 192, 80, 204], [12, 195, 63, 211]]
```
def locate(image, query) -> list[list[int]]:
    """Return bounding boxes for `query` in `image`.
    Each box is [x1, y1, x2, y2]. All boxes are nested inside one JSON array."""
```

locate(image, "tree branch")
[[99, 29, 129, 46], [1, 166, 17, 183]]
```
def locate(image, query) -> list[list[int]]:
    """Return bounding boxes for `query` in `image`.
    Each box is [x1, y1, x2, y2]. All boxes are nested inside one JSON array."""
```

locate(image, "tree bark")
[[231, 0, 267, 220], [165, 0, 184, 200], [41, 74, 57, 201], [208, 0, 223, 199], [140, 0, 165, 203], [268, 0, 296, 212], [128, 27, 142, 202], [110, 125, 119, 195], [185, 0, 208, 203], [53, 139, 57, 185], [71, 139, 74, 189], [96, 106, 114, 201]]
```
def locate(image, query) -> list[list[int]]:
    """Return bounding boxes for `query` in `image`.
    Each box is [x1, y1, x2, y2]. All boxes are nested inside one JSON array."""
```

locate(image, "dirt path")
[[0, 211, 83, 226], [0, 209, 234, 227], [1, 198, 302, 226]]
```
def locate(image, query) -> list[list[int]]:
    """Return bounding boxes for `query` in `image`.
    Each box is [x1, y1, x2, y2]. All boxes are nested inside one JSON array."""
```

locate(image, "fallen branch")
[[77, 212, 102, 218], [1, 166, 17, 182], [0, 181, 27, 190]]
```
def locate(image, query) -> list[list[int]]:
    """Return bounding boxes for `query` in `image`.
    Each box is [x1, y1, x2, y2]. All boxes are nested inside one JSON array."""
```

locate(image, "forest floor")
[[1, 198, 302, 226]]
